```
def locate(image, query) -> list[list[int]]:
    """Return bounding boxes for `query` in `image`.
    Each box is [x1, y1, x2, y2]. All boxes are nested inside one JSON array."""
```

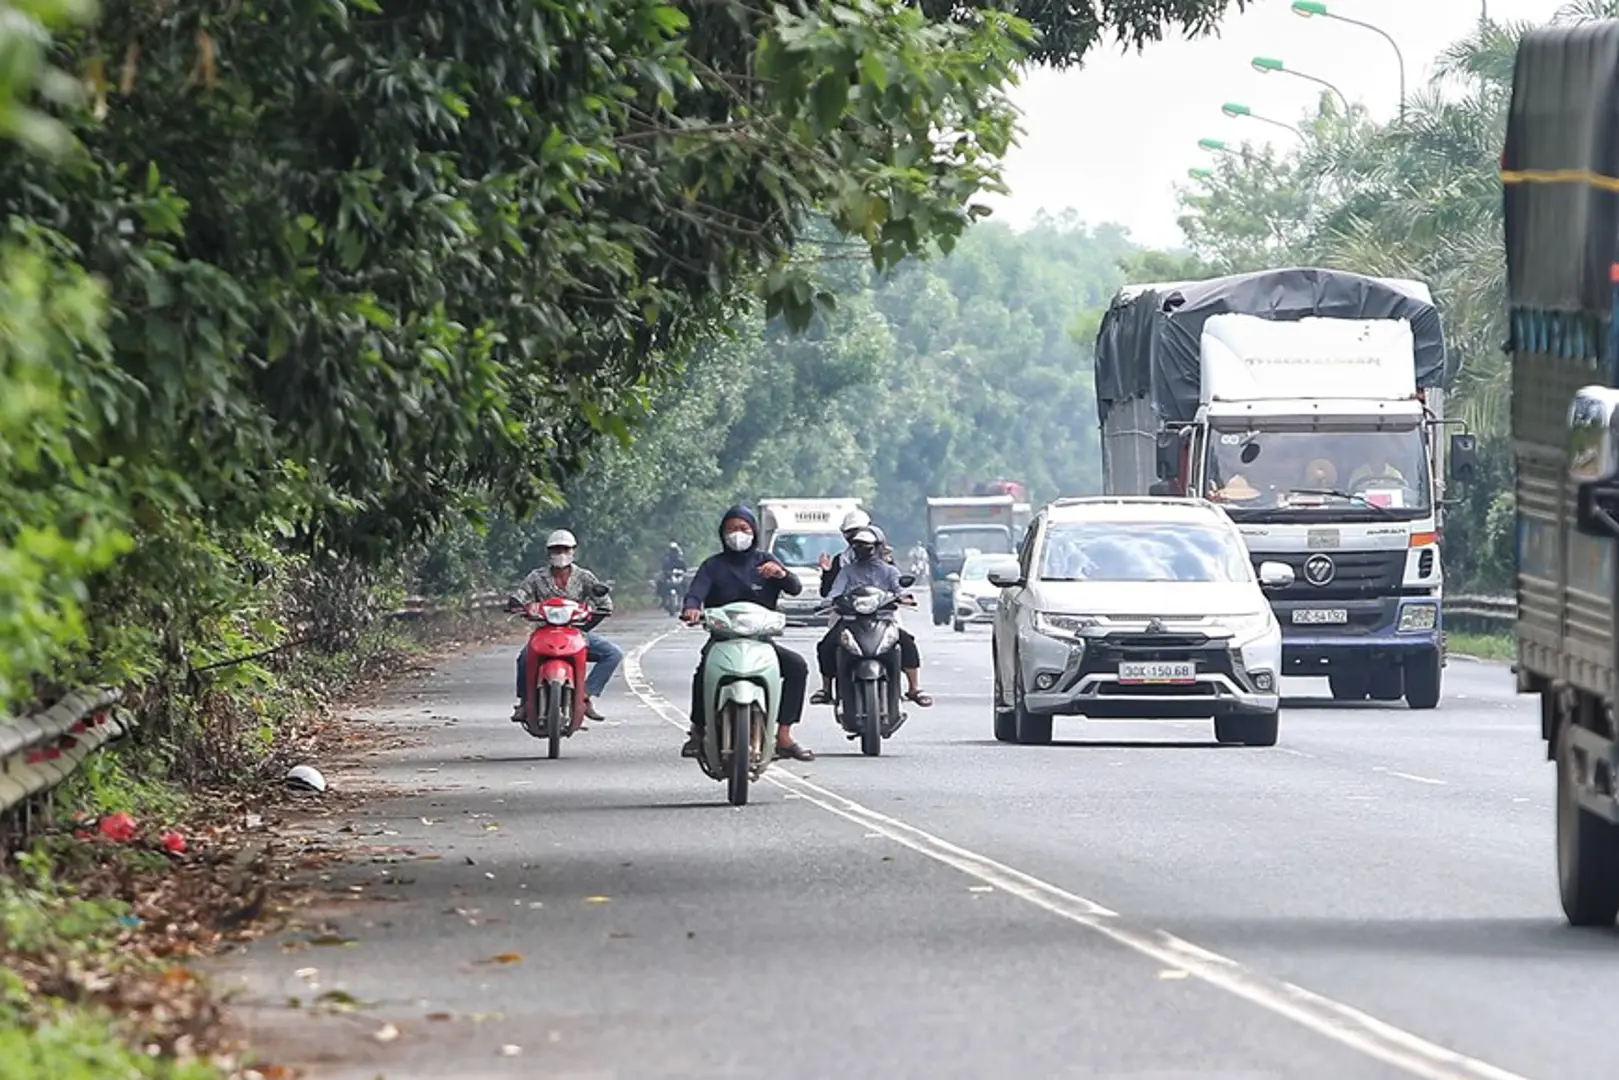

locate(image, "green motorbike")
[[695, 601, 787, 806]]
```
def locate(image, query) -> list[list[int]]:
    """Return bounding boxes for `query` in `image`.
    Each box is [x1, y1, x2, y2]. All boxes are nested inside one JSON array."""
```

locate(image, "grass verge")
[[1448, 630, 1514, 663], [0, 606, 520, 1080]]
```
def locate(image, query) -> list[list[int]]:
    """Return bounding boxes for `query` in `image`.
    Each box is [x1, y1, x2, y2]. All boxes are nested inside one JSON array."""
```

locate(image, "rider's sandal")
[[904, 690, 934, 707], [810, 689, 832, 705], [775, 742, 815, 762]]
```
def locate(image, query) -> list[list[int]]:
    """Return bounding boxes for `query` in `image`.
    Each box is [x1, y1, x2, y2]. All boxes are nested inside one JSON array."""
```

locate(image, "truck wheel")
[[1214, 710, 1279, 747], [1403, 650, 1442, 710], [1328, 670, 1369, 701], [1368, 667, 1404, 702], [1556, 720, 1619, 927], [1013, 665, 1052, 746]]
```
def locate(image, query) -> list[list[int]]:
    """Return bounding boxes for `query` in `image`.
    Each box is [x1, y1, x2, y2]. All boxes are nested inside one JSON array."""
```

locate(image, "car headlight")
[[1398, 603, 1438, 632], [1034, 611, 1090, 641], [1224, 611, 1275, 647]]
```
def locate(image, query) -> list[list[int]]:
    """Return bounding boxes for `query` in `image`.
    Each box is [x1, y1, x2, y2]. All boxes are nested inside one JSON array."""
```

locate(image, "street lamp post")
[[1291, 0, 1405, 122], [1221, 101, 1302, 138], [1188, 167, 1214, 180], [1251, 56, 1350, 114], [1198, 137, 1235, 155]]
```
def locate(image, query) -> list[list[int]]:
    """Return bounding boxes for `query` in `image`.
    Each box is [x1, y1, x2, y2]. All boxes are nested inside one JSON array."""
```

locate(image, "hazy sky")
[[980, 0, 1570, 248]]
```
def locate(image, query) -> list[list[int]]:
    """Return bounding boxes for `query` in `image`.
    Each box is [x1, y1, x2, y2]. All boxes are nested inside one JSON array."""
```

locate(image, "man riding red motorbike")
[[508, 530, 622, 724]]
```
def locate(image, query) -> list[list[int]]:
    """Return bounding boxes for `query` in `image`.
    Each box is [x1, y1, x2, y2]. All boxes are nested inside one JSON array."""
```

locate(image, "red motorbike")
[[509, 583, 610, 759]]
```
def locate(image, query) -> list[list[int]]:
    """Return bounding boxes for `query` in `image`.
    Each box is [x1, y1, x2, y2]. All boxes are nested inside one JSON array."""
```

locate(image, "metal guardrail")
[[0, 593, 509, 821], [1444, 594, 1515, 624]]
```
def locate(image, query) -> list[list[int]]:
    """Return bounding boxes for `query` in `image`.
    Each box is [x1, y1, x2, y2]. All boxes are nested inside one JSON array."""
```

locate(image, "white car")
[[949, 553, 1020, 632], [989, 496, 1293, 747]]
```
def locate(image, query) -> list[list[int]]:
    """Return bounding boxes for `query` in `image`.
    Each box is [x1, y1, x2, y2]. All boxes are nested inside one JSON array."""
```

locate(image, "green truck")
[[1506, 19, 1619, 926]]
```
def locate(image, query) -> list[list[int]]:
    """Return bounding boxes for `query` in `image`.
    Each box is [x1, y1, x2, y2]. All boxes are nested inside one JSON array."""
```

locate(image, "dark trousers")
[[816, 623, 920, 678], [689, 640, 809, 728]]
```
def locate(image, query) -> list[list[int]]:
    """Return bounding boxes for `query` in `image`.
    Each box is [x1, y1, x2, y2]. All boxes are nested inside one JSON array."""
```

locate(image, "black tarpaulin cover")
[[1503, 20, 1619, 315], [1092, 267, 1448, 425]]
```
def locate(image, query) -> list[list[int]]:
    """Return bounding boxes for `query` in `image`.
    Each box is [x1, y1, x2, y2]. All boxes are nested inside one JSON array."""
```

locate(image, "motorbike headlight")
[[839, 628, 860, 652], [543, 605, 573, 626], [1034, 611, 1089, 640], [852, 594, 881, 615], [1224, 611, 1274, 647]]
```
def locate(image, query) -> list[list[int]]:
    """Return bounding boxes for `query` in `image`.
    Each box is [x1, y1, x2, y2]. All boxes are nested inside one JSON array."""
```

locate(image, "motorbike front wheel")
[[541, 681, 564, 760], [855, 679, 882, 757], [724, 702, 751, 806]]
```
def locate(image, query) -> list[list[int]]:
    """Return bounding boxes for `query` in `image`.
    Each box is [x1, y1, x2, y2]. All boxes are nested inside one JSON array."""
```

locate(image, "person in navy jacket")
[[679, 504, 814, 761]]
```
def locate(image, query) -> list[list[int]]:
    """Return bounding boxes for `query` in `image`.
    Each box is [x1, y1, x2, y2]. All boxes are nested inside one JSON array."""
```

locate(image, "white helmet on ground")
[[840, 510, 871, 534], [546, 529, 577, 549]]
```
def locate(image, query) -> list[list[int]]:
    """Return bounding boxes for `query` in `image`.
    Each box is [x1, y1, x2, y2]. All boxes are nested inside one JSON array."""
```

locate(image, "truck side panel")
[[1100, 396, 1157, 496], [1512, 348, 1616, 701]]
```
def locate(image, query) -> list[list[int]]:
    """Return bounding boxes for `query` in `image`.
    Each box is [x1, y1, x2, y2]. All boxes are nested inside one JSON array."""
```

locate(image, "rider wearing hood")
[[679, 505, 814, 761]]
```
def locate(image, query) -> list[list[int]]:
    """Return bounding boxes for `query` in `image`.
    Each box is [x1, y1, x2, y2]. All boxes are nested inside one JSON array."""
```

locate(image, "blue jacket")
[[683, 504, 803, 611]]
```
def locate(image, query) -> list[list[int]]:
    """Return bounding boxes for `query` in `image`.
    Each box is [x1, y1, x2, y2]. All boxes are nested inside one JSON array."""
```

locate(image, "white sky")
[[980, 0, 1569, 248]]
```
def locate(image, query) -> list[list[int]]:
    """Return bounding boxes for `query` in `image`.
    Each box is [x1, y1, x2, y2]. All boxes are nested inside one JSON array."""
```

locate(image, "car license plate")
[[1118, 661, 1195, 684], [1292, 608, 1348, 625]]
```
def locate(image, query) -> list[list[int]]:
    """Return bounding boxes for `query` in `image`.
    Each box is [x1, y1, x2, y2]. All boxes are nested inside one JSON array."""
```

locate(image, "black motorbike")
[[657, 567, 687, 616], [819, 575, 916, 756]]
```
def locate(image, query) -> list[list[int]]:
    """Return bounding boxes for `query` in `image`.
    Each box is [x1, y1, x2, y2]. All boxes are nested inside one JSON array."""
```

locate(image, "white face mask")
[[549, 551, 574, 569], [723, 530, 752, 552]]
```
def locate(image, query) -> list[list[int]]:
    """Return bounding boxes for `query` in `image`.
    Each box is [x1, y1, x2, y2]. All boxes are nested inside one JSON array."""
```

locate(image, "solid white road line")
[[623, 633, 1529, 1080]]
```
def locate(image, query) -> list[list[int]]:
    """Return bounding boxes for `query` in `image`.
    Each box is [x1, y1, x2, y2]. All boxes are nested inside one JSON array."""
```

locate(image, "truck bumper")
[[1272, 596, 1442, 673]]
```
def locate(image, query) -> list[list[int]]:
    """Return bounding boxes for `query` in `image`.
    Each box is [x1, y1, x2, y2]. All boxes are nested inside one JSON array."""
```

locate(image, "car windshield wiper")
[[1283, 488, 1396, 517]]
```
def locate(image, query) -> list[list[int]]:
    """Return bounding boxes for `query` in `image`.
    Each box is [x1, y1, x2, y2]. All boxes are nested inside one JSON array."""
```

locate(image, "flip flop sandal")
[[810, 690, 832, 705], [905, 690, 934, 707], [775, 742, 815, 762]]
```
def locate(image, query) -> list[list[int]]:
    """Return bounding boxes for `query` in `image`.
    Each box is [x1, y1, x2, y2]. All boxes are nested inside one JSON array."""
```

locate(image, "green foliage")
[[480, 213, 1137, 584]]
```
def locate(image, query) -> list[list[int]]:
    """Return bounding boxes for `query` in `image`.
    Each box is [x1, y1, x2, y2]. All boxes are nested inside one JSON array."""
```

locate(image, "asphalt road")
[[220, 604, 1616, 1080]]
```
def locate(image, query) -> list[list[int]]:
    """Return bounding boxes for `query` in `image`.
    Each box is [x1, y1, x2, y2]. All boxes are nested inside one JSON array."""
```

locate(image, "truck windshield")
[[772, 532, 846, 566], [1203, 426, 1432, 520], [937, 528, 1013, 558]]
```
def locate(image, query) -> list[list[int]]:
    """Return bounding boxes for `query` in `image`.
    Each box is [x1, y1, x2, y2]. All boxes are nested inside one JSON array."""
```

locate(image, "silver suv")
[[989, 496, 1293, 747]]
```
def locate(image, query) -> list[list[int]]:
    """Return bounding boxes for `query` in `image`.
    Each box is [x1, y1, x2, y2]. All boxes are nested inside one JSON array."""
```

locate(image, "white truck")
[[758, 497, 863, 626], [1094, 268, 1477, 709]]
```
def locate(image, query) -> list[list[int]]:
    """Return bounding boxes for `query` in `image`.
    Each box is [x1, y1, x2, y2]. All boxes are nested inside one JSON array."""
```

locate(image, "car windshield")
[[1038, 522, 1251, 583], [772, 532, 845, 566], [962, 556, 1018, 581], [1203, 426, 1431, 520], [936, 528, 1012, 558]]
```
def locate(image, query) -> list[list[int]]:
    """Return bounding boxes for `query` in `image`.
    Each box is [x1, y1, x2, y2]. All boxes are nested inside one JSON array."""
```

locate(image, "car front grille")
[[1252, 551, 1405, 602]]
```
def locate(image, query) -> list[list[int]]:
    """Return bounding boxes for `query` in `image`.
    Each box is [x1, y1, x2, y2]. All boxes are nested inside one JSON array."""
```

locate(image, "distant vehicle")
[[925, 495, 1016, 625], [949, 553, 1020, 632], [758, 497, 863, 626], [989, 496, 1291, 748]]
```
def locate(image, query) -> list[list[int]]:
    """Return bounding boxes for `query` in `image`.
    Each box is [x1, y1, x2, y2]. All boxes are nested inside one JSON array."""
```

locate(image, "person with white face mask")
[[678, 505, 813, 760], [507, 529, 622, 723]]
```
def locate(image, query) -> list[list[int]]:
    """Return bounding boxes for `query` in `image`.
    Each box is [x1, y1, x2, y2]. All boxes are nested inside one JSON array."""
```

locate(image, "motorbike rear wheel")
[[724, 702, 751, 806], [856, 680, 882, 757]]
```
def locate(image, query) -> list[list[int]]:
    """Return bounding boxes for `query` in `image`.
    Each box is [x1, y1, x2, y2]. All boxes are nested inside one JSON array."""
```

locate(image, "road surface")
[[221, 607, 1612, 1080]]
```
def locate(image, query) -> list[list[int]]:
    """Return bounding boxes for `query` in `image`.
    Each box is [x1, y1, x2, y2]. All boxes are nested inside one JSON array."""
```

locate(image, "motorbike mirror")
[[899, 574, 916, 588]]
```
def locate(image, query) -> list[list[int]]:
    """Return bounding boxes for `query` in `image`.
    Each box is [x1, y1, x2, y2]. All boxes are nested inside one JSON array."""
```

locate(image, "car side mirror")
[[1155, 429, 1185, 481], [1257, 561, 1295, 589], [899, 574, 916, 588], [591, 582, 613, 597], [1448, 432, 1479, 484], [987, 570, 1022, 589], [1570, 385, 1619, 540], [946, 573, 960, 583]]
